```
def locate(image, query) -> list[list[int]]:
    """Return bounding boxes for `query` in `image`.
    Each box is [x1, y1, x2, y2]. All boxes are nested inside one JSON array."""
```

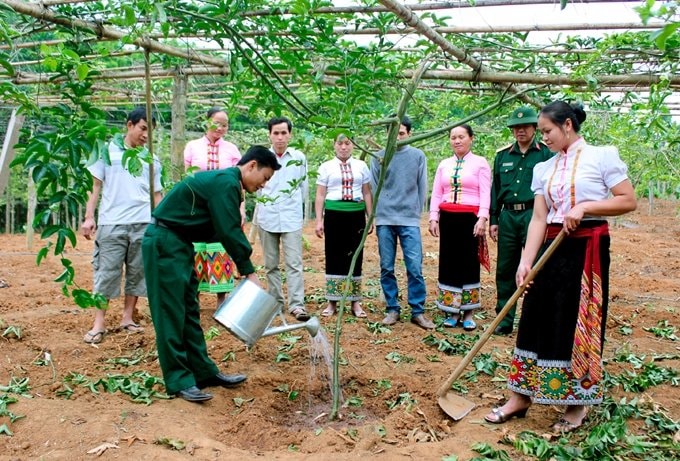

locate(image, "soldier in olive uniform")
[[489, 107, 553, 335], [142, 146, 280, 402]]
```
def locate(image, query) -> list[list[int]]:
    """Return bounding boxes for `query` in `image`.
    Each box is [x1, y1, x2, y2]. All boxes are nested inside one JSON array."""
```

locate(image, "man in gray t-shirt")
[[370, 116, 434, 330], [80, 107, 162, 344]]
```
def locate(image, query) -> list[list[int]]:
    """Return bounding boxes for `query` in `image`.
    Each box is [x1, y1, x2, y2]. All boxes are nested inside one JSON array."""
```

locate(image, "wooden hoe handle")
[[436, 229, 567, 398]]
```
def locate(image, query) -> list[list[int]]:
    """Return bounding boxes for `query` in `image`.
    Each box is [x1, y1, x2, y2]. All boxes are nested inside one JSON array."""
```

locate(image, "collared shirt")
[[489, 140, 553, 225], [429, 152, 491, 221], [88, 141, 162, 225], [532, 138, 629, 224], [255, 146, 308, 233], [183, 136, 241, 171], [317, 157, 370, 201]]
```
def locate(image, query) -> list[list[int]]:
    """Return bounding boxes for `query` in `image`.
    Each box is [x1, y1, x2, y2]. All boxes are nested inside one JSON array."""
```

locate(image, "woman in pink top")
[[428, 124, 491, 331], [183, 107, 242, 308]]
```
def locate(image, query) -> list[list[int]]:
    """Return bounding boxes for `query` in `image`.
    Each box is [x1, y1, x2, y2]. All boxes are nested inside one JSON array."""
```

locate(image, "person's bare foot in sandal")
[[120, 322, 144, 333], [484, 392, 532, 424], [351, 301, 367, 318], [551, 405, 588, 433], [321, 302, 336, 317], [83, 330, 105, 344]]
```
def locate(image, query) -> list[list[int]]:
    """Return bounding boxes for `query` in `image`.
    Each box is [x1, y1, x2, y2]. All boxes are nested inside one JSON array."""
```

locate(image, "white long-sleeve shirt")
[[256, 147, 308, 233]]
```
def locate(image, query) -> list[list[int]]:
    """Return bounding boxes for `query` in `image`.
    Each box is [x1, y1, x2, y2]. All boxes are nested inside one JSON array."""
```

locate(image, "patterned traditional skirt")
[[193, 242, 236, 294], [508, 224, 610, 405], [324, 208, 365, 301], [436, 210, 480, 314]]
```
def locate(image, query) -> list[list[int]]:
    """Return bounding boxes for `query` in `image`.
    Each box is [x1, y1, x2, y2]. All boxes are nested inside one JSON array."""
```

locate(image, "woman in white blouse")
[[315, 134, 373, 318], [484, 101, 636, 433]]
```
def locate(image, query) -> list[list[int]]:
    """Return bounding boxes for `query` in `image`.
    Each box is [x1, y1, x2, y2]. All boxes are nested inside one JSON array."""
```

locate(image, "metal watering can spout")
[[213, 279, 320, 347], [261, 316, 320, 339]]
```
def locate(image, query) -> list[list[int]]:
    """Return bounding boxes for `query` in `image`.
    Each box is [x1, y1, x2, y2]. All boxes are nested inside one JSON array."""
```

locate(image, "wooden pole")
[[0, 108, 24, 199], [26, 168, 36, 250], [144, 46, 156, 211], [4, 179, 9, 234], [170, 73, 188, 182]]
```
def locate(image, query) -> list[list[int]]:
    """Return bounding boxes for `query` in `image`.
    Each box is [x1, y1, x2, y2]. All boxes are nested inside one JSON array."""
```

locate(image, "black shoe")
[[176, 385, 213, 402], [494, 324, 513, 335], [196, 372, 247, 389]]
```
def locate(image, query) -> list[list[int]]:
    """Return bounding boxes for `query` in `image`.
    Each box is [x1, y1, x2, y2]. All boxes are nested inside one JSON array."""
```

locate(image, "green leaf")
[[0, 57, 14, 76], [275, 352, 291, 362], [560, 0, 568, 10], [36, 246, 49, 265], [155, 3, 167, 24], [76, 63, 89, 81], [650, 23, 680, 51], [40, 225, 61, 239], [123, 6, 136, 26], [0, 423, 13, 436], [62, 49, 80, 61]]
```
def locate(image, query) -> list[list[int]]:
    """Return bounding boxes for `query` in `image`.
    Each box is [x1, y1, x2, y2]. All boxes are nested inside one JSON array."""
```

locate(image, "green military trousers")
[[142, 224, 219, 395], [495, 208, 533, 329]]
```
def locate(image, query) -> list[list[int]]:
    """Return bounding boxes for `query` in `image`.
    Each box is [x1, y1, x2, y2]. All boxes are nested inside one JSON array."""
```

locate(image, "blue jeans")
[[376, 225, 426, 316]]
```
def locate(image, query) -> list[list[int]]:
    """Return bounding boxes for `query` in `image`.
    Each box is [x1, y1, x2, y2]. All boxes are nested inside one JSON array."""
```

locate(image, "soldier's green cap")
[[507, 106, 538, 127]]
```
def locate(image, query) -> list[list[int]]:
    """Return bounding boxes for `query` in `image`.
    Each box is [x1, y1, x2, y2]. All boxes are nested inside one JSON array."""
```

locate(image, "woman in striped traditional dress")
[[484, 101, 636, 432], [314, 134, 373, 318], [429, 124, 491, 331], [184, 107, 242, 308]]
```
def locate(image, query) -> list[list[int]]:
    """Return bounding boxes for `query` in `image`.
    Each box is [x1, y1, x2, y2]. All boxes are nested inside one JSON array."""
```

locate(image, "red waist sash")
[[547, 222, 609, 383]]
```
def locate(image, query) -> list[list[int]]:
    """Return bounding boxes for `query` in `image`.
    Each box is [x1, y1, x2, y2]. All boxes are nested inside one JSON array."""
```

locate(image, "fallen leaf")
[[87, 442, 119, 456], [233, 397, 255, 407], [121, 435, 146, 447]]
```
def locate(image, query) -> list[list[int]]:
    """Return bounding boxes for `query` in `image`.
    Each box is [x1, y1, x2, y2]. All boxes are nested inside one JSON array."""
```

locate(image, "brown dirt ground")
[[0, 199, 679, 461]]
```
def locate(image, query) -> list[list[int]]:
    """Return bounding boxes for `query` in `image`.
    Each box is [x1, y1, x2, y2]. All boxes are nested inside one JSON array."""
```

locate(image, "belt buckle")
[[512, 203, 524, 211]]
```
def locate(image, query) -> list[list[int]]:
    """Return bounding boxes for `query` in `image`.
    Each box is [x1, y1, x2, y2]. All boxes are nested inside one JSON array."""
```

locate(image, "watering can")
[[213, 279, 320, 347]]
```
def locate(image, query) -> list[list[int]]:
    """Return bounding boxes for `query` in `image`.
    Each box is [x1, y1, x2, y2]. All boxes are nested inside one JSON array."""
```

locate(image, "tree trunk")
[[171, 73, 188, 181]]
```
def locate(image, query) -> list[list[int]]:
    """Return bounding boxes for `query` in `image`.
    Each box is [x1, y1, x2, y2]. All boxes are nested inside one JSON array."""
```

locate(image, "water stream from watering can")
[[308, 327, 342, 408]]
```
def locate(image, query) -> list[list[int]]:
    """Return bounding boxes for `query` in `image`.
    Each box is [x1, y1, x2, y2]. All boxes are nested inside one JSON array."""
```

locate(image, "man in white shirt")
[[256, 117, 309, 320], [80, 107, 163, 344]]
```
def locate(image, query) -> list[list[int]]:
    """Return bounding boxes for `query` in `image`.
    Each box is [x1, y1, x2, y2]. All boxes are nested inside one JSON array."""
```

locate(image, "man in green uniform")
[[142, 145, 280, 402], [489, 107, 553, 335]]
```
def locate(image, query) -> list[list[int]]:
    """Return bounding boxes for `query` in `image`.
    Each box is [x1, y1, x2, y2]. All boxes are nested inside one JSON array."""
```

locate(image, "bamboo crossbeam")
[[9, 65, 680, 88], [142, 22, 660, 40], [466, 46, 666, 56], [35, 0, 98, 5], [0, 37, 101, 50], [236, 0, 641, 17], [1, 0, 228, 69]]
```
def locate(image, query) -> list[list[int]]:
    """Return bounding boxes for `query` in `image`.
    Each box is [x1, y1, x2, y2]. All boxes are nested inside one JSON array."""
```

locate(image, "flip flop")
[[443, 317, 459, 328], [83, 330, 105, 344], [290, 307, 310, 321], [321, 304, 336, 317], [120, 323, 144, 333], [351, 303, 367, 318], [462, 319, 477, 331]]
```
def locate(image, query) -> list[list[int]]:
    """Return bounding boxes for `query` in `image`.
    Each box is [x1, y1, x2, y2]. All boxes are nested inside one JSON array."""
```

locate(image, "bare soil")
[[0, 199, 678, 461]]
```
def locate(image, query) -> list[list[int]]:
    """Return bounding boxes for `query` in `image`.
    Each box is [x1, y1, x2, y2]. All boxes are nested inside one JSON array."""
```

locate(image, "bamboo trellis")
[[0, 0, 677, 111]]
